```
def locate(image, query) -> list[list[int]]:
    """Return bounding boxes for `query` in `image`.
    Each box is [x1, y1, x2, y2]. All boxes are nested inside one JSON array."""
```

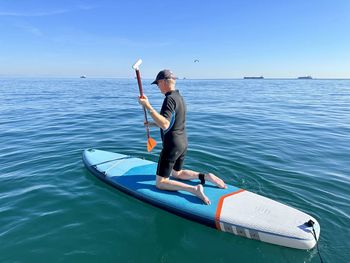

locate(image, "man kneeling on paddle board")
[[138, 69, 227, 205]]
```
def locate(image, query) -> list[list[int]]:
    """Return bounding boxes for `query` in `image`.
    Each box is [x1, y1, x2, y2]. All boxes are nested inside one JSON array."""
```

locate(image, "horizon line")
[[1, 75, 350, 80]]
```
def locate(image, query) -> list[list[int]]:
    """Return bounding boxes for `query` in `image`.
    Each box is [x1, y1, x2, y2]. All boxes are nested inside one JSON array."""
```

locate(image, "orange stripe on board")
[[215, 189, 245, 230]]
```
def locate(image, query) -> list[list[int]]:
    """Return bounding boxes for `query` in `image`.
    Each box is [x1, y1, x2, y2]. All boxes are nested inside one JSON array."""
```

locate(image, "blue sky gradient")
[[0, 0, 349, 78]]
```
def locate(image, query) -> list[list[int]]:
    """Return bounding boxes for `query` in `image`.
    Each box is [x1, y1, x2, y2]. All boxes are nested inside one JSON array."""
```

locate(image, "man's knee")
[[156, 176, 167, 190], [171, 169, 182, 179]]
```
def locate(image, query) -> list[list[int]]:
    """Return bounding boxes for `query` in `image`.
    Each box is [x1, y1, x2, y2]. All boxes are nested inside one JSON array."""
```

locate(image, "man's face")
[[157, 79, 167, 94]]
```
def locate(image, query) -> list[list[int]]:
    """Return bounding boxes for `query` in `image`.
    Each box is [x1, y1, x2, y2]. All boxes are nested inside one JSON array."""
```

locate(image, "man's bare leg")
[[156, 175, 210, 205], [172, 170, 227, 189]]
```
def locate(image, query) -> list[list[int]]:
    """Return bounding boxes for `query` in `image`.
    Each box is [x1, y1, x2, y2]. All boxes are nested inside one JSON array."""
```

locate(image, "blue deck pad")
[[84, 149, 240, 226], [101, 154, 239, 222], [109, 173, 240, 221]]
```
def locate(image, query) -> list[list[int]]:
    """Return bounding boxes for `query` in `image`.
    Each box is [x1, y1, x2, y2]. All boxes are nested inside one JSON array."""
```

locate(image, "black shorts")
[[157, 146, 187, 178]]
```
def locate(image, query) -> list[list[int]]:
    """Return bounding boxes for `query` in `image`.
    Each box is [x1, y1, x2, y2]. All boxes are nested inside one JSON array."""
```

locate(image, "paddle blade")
[[147, 137, 157, 152]]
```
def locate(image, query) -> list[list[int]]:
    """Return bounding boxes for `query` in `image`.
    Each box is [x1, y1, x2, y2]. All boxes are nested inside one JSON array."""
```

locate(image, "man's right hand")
[[138, 95, 151, 110]]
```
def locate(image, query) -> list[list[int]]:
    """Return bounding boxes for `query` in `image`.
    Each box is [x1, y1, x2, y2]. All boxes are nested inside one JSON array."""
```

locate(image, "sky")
[[0, 0, 349, 79]]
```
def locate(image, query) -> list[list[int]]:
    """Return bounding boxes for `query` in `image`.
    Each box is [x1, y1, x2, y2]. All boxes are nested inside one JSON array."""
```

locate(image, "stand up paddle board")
[[82, 149, 320, 250]]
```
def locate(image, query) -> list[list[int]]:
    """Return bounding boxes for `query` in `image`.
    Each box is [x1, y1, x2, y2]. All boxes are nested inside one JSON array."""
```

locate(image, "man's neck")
[[163, 86, 175, 94]]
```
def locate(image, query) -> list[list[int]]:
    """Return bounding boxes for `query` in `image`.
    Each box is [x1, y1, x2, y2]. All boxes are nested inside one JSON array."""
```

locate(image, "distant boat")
[[80, 75, 87, 79], [298, 76, 312, 79], [244, 76, 264, 79]]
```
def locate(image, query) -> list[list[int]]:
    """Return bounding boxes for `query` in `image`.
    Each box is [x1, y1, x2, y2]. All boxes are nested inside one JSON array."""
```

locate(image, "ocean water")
[[1, 78, 349, 263]]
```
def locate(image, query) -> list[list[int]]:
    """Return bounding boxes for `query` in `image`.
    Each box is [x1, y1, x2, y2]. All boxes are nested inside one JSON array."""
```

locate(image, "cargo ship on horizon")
[[243, 76, 264, 79], [298, 76, 312, 79]]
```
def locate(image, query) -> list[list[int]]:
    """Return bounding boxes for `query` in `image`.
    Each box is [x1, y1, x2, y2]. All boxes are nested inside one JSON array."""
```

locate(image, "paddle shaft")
[[135, 69, 150, 138]]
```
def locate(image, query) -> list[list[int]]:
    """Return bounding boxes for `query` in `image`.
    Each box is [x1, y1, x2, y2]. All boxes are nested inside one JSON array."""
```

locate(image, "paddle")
[[132, 59, 157, 152]]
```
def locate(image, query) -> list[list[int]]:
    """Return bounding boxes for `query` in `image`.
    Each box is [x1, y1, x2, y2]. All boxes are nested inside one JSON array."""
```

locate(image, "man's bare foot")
[[206, 173, 227, 189], [194, 184, 211, 205]]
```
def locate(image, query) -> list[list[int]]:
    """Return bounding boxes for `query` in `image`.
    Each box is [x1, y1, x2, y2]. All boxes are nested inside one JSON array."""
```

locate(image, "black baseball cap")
[[151, 69, 176, 84]]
